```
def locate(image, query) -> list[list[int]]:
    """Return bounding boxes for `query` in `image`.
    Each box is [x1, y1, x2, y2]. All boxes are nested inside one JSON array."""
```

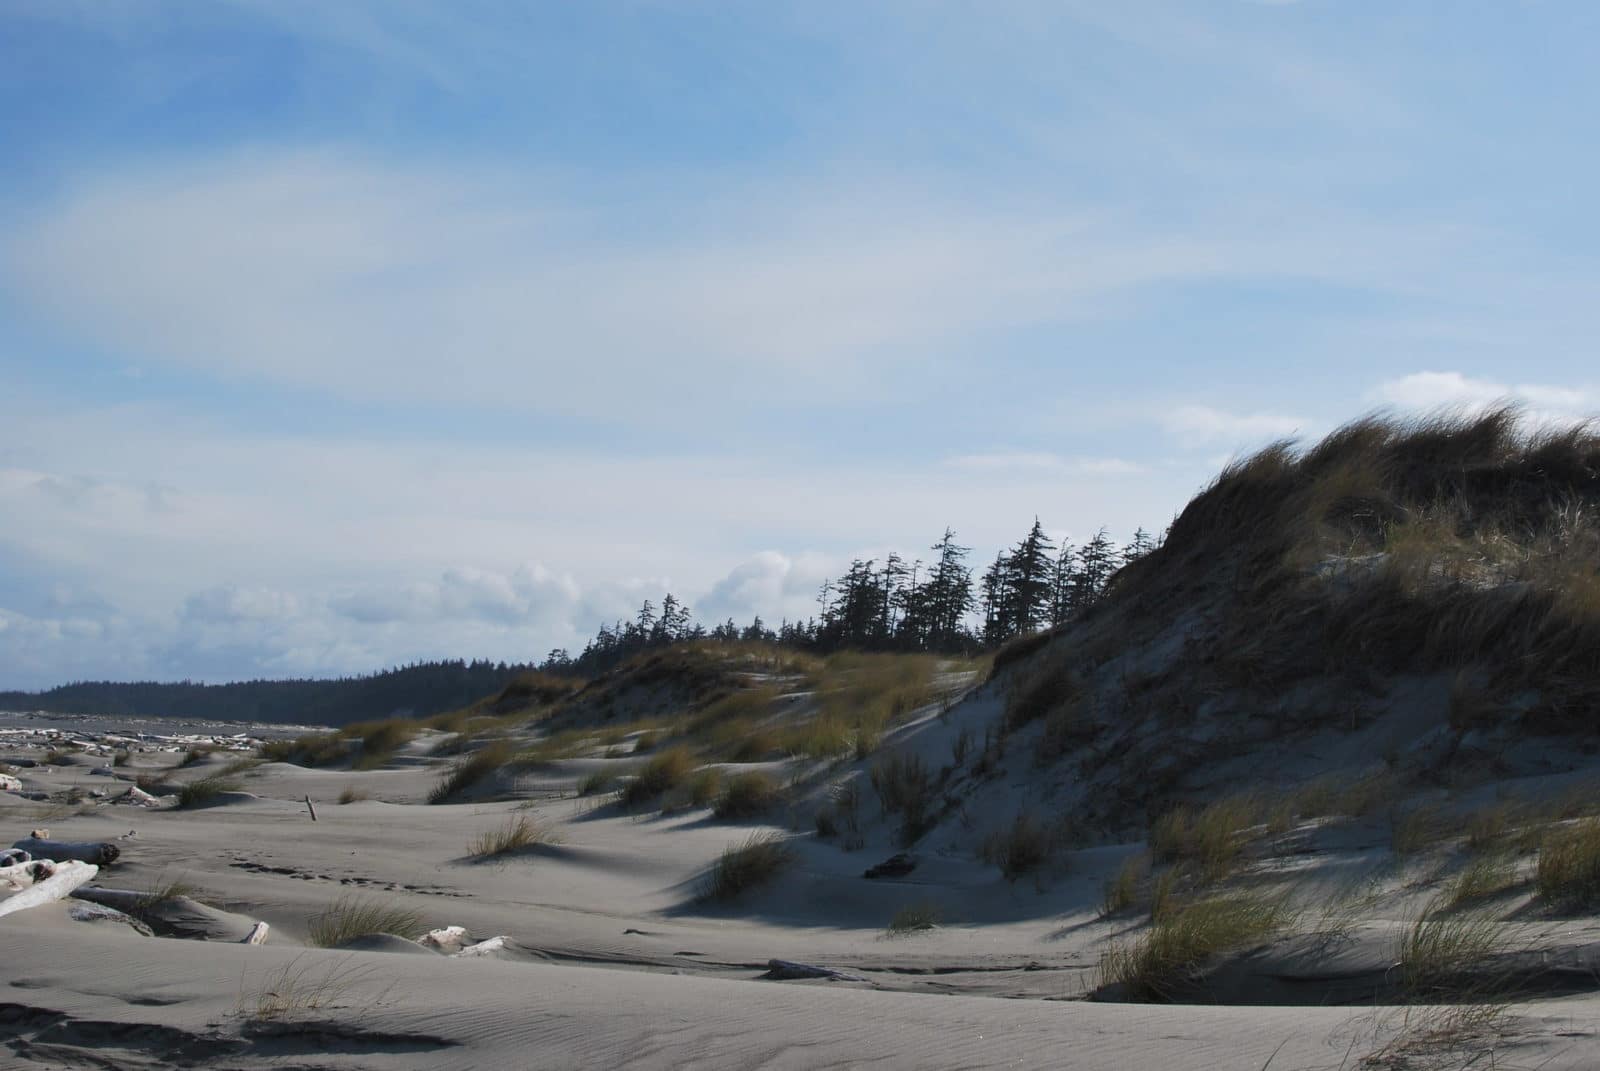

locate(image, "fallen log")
[[0, 848, 30, 869], [69, 886, 147, 913], [0, 774, 21, 793], [0, 860, 98, 918], [241, 921, 270, 945], [763, 959, 865, 982], [11, 837, 120, 866], [418, 925, 470, 954], [2, 859, 56, 893], [453, 936, 510, 958]]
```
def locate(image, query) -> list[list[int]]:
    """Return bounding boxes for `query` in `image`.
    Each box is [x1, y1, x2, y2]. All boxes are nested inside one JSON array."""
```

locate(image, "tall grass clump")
[[702, 833, 796, 901], [1096, 894, 1289, 1001], [619, 746, 697, 808], [469, 815, 560, 859], [260, 732, 347, 767], [307, 894, 422, 948], [1149, 796, 1260, 882], [870, 752, 936, 845], [177, 775, 240, 809], [1102, 853, 1150, 916], [343, 719, 419, 770], [1536, 818, 1600, 907], [980, 811, 1056, 882], [886, 901, 941, 936], [713, 771, 782, 820], [427, 739, 515, 804], [1396, 897, 1507, 1001]]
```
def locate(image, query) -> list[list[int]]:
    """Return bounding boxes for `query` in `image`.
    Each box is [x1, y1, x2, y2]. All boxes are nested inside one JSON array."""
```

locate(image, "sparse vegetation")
[[1395, 897, 1507, 1001], [177, 774, 240, 809], [981, 811, 1058, 881], [713, 771, 782, 820], [428, 739, 515, 804], [240, 954, 387, 1022], [686, 767, 723, 808], [702, 833, 796, 901], [306, 894, 422, 948], [43, 747, 75, 765], [578, 770, 615, 797], [180, 745, 213, 767], [1449, 853, 1519, 907], [220, 756, 264, 777], [343, 719, 419, 770], [619, 746, 697, 808], [138, 871, 199, 908], [1149, 796, 1260, 882], [469, 815, 560, 859], [886, 901, 940, 936], [1102, 853, 1150, 916], [1536, 818, 1600, 908], [1391, 803, 1451, 856], [1096, 894, 1290, 1001], [870, 752, 936, 845], [112, 750, 129, 767], [260, 732, 347, 767], [338, 785, 369, 805]]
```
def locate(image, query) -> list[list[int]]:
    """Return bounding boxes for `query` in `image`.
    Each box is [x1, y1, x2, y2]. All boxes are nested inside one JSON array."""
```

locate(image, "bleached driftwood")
[[11, 836, 120, 866], [0, 848, 30, 868], [241, 921, 270, 945], [0, 774, 21, 793], [418, 925, 469, 954], [120, 786, 163, 807], [0, 861, 97, 918], [763, 959, 865, 982], [2, 860, 56, 893], [452, 936, 510, 958]]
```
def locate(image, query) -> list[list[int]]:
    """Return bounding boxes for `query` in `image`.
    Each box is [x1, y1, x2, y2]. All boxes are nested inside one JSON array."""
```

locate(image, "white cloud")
[[1371, 372, 1600, 425], [1159, 404, 1307, 446]]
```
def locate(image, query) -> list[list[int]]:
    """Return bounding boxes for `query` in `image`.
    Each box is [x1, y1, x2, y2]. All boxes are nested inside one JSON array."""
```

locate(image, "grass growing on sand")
[[428, 739, 515, 804], [619, 746, 697, 808], [1102, 853, 1150, 916], [138, 871, 200, 908], [1149, 796, 1260, 882], [337, 785, 370, 804], [306, 894, 422, 948], [260, 732, 347, 767], [980, 812, 1056, 882], [1096, 894, 1290, 1001], [713, 771, 782, 820], [1536, 818, 1600, 908], [469, 815, 560, 859], [1395, 896, 1508, 1001], [702, 833, 796, 901], [240, 954, 388, 1021], [177, 775, 240, 809], [886, 901, 941, 936]]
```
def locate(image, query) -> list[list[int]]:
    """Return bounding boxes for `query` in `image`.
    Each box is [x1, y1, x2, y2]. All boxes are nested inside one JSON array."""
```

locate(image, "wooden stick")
[[304, 794, 318, 822]]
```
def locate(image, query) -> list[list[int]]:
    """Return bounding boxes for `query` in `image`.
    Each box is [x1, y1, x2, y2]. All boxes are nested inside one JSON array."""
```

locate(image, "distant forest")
[[1, 520, 1156, 725], [0, 659, 533, 727], [543, 521, 1158, 678]]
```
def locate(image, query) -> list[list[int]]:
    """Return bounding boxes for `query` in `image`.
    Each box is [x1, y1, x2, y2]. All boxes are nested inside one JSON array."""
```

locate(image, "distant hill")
[[0, 659, 538, 727]]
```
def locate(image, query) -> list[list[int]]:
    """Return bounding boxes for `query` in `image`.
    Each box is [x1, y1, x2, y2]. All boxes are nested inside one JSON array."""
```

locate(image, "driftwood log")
[[241, 921, 270, 945], [763, 959, 865, 982], [0, 774, 21, 793], [419, 925, 469, 954], [68, 886, 146, 913], [11, 837, 120, 866], [453, 935, 510, 958], [0, 861, 98, 918]]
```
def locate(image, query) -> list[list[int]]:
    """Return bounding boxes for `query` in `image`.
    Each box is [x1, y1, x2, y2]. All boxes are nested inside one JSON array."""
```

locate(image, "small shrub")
[[951, 726, 973, 768], [177, 775, 240, 809], [886, 901, 940, 936], [306, 894, 422, 948], [1097, 894, 1289, 1001], [981, 812, 1054, 881], [714, 771, 782, 820], [469, 815, 559, 858], [1102, 852, 1150, 916], [338, 785, 369, 805], [620, 746, 697, 808], [428, 739, 515, 804], [1536, 818, 1600, 907], [112, 750, 130, 767], [578, 770, 615, 797], [686, 767, 723, 808], [814, 807, 838, 838], [702, 833, 795, 901]]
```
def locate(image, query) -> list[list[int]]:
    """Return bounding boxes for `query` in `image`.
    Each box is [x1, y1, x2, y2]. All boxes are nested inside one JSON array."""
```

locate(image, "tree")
[[1001, 518, 1055, 637]]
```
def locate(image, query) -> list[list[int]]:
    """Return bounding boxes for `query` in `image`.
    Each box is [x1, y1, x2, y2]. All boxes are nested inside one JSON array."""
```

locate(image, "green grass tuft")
[[702, 832, 795, 901], [306, 894, 422, 948], [713, 771, 782, 820]]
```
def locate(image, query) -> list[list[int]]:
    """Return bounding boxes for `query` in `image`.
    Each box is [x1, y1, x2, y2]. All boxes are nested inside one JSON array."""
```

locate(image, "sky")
[[3, 2, 1599, 689]]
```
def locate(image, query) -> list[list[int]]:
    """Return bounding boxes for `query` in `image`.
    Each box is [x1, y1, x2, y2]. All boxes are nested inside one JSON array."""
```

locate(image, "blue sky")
[[3, 2, 1599, 688]]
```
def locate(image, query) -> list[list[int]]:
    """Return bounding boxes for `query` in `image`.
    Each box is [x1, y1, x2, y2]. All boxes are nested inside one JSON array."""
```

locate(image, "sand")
[[4, 713, 1600, 1070]]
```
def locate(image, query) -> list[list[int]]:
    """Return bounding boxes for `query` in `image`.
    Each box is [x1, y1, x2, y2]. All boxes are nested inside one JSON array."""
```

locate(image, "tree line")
[[546, 522, 1157, 678]]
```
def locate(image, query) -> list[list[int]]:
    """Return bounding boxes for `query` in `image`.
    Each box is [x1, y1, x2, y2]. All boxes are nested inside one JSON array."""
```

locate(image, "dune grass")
[[259, 732, 347, 767], [138, 870, 200, 908], [337, 785, 369, 805], [1396, 897, 1508, 1001], [981, 811, 1056, 882], [578, 770, 615, 797], [619, 746, 697, 808], [1536, 818, 1600, 908], [713, 771, 782, 820], [177, 774, 240, 809], [869, 752, 936, 846], [686, 767, 723, 808], [241, 954, 386, 1022], [306, 894, 422, 948], [886, 901, 941, 936], [702, 832, 796, 901], [1102, 853, 1150, 916], [1149, 796, 1261, 883], [342, 719, 419, 770], [427, 739, 515, 804], [469, 815, 560, 859], [1096, 894, 1290, 1001], [1448, 853, 1520, 908]]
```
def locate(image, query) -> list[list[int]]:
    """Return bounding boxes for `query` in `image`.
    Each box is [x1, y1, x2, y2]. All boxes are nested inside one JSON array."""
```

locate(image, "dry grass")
[[886, 901, 941, 936], [1102, 853, 1150, 916], [686, 767, 723, 808], [239, 954, 390, 1022], [1149, 796, 1261, 882], [306, 894, 422, 948], [1390, 803, 1452, 856], [577, 770, 614, 797], [869, 752, 936, 846], [176, 774, 240, 809], [138, 870, 200, 908], [342, 719, 419, 770], [701, 832, 796, 901], [713, 771, 782, 820], [619, 746, 697, 808], [1448, 853, 1520, 907], [1395, 896, 1508, 1001], [427, 739, 515, 804], [1096, 894, 1290, 1001], [259, 732, 347, 767], [219, 756, 264, 777], [1536, 818, 1600, 908], [980, 811, 1057, 882], [337, 785, 370, 805], [469, 815, 561, 859]]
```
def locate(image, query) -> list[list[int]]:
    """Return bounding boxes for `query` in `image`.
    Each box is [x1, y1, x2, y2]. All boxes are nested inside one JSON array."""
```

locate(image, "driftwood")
[[69, 886, 147, 913], [0, 848, 30, 869], [453, 936, 510, 958], [0, 774, 21, 793], [2, 859, 56, 893], [304, 794, 317, 822], [419, 925, 469, 954], [241, 921, 270, 945], [11, 837, 120, 866], [0, 861, 98, 918], [763, 959, 865, 982]]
